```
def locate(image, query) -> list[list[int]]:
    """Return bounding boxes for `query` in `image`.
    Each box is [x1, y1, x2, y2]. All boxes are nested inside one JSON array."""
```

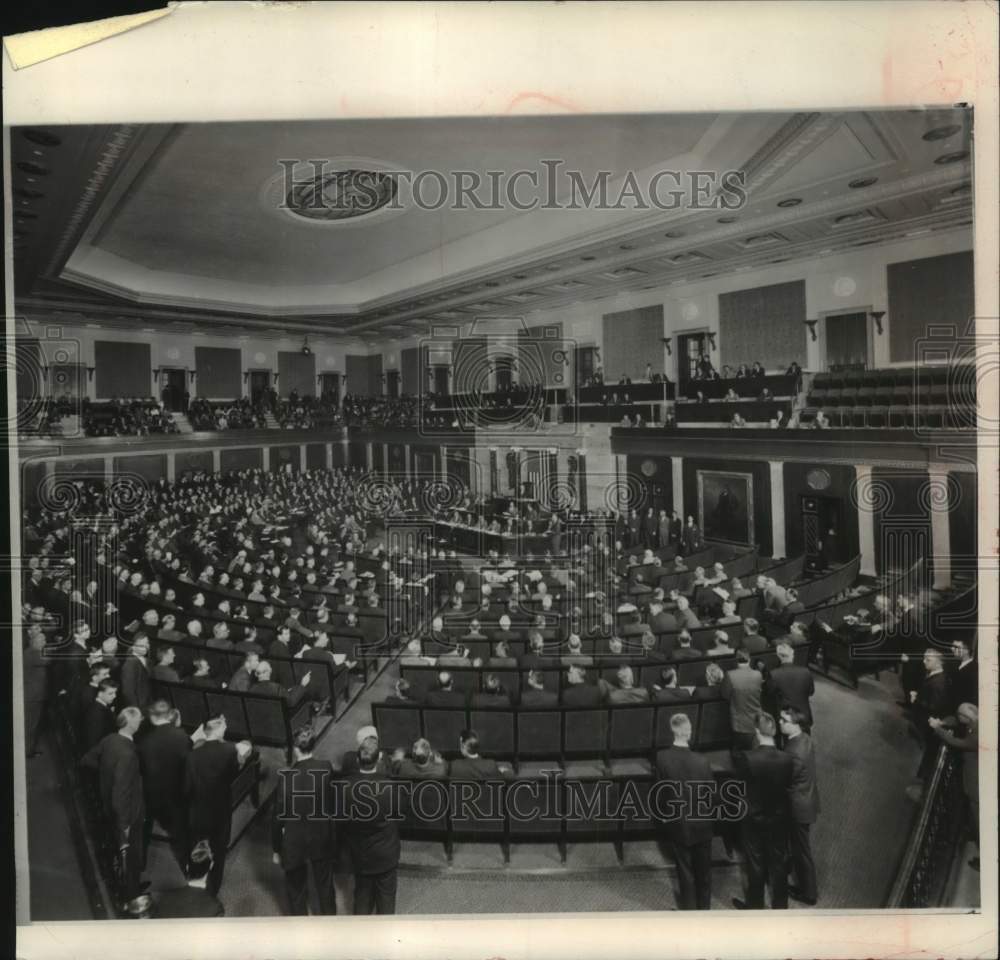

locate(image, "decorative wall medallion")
[[640, 459, 657, 477], [807, 468, 831, 491], [254, 352, 266, 364], [166, 347, 180, 360], [285, 169, 398, 222], [833, 276, 857, 297]]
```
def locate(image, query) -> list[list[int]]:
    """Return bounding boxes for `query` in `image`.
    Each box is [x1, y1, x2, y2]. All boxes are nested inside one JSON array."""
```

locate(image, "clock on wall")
[[807, 468, 831, 491], [640, 459, 657, 477]]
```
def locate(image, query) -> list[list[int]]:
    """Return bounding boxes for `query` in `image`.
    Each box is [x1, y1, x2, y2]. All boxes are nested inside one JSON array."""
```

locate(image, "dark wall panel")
[[113, 454, 166, 487], [782, 462, 859, 563], [624, 455, 673, 517], [887, 251, 974, 362], [452, 338, 489, 395], [949, 471, 977, 563], [520, 323, 566, 388], [346, 355, 371, 397], [602, 305, 663, 382], [270, 445, 299, 473], [682, 457, 772, 556], [306, 443, 327, 471], [95, 341, 151, 399], [401, 347, 421, 396], [412, 445, 440, 481], [347, 441, 367, 468], [219, 447, 262, 474], [719, 280, 807, 371], [195, 346, 242, 399], [176, 450, 214, 477], [20, 460, 47, 510], [388, 443, 406, 475], [330, 442, 346, 468], [871, 468, 930, 574], [278, 351, 316, 399]]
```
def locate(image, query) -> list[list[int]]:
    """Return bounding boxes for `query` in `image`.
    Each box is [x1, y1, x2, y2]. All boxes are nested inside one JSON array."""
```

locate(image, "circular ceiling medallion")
[[286, 169, 399, 221], [922, 125, 961, 141], [807, 468, 831, 491], [640, 459, 657, 477], [833, 276, 857, 297], [934, 151, 969, 165]]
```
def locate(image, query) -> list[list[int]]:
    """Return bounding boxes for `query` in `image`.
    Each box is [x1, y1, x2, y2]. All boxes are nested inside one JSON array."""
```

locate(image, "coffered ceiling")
[[11, 107, 972, 340]]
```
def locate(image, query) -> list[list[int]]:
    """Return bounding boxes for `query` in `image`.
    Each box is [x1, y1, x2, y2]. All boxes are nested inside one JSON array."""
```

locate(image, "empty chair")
[[516, 710, 562, 776], [838, 386, 858, 406], [607, 705, 655, 777], [892, 384, 913, 406], [821, 407, 842, 428], [919, 406, 945, 429], [422, 707, 469, 757], [694, 698, 731, 749], [842, 370, 863, 388], [888, 405, 914, 429], [807, 388, 828, 405], [372, 703, 421, 752], [799, 407, 818, 425], [824, 387, 843, 405], [866, 405, 887, 428], [849, 406, 867, 428], [854, 386, 875, 407], [470, 709, 516, 758], [873, 384, 894, 405], [562, 708, 609, 778]]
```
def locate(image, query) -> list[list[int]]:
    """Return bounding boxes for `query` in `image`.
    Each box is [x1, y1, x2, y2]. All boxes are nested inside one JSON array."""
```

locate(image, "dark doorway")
[[160, 369, 187, 412], [249, 370, 270, 406], [801, 494, 844, 572], [386, 369, 400, 399], [575, 345, 598, 387], [677, 332, 710, 393], [824, 312, 870, 370], [494, 355, 514, 393], [318, 372, 340, 404], [433, 365, 450, 396]]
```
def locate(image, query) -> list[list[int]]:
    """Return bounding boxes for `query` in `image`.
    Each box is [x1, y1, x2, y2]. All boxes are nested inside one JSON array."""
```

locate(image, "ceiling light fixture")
[[934, 151, 970, 164], [777, 198, 802, 208], [848, 177, 878, 188]]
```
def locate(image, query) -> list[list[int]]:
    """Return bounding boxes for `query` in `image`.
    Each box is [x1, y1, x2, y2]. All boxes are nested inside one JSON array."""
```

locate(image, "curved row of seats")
[[799, 404, 974, 430]]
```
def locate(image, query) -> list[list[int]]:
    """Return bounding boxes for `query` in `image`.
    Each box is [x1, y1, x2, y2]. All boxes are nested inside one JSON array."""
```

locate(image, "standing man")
[[81, 706, 147, 904], [731, 714, 794, 910], [780, 708, 820, 906], [137, 699, 192, 866], [341, 738, 402, 915], [184, 715, 242, 897], [655, 713, 714, 909], [22, 630, 49, 758], [766, 643, 815, 732], [721, 650, 764, 751], [120, 633, 152, 712], [272, 727, 337, 915]]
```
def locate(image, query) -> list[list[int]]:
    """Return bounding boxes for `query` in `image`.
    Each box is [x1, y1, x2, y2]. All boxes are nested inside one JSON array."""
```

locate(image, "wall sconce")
[[706, 332, 717, 352], [870, 311, 886, 336], [316, 374, 324, 384], [660, 338, 673, 356], [272, 373, 280, 385], [87, 367, 95, 381], [188, 369, 197, 383], [41, 365, 50, 378], [804, 319, 819, 342], [244, 371, 251, 384], [152, 367, 162, 379], [593, 348, 602, 364]]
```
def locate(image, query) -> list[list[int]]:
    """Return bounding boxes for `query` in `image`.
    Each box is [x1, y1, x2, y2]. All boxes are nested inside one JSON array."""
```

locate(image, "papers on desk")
[[332, 653, 347, 665]]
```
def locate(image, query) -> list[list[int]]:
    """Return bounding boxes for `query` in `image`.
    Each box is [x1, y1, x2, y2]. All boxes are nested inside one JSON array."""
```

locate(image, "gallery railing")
[[886, 743, 966, 908]]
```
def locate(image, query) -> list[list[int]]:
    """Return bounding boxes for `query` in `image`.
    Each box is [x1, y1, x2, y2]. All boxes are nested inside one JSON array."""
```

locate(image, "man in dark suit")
[[561, 664, 602, 706], [518, 670, 559, 708], [150, 840, 224, 918], [739, 619, 770, 656], [672, 631, 702, 661], [272, 727, 337, 915], [137, 699, 192, 864], [731, 714, 795, 910], [780, 708, 820, 905], [184, 715, 243, 896], [251, 660, 312, 707], [949, 638, 978, 709], [227, 652, 260, 692], [23, 631, 49, 758], [341, 738, 402, 915], [83, 678, 120, 752], [449, 729, 513, 780], [423, 671, 467, 708], [721, 651, 764, 751], [911, 648, 952, 781], [81, 705, 147, 902], [120, 633, 153, 712], [651, 667, 695, 703], [655, 712, 714, 909], [766, 643, 815, 732], [648, 601, 678, 635]]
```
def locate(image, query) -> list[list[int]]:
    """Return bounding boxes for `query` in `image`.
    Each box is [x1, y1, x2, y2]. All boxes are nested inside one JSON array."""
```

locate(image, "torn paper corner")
[[3, 7, 172, 71]]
